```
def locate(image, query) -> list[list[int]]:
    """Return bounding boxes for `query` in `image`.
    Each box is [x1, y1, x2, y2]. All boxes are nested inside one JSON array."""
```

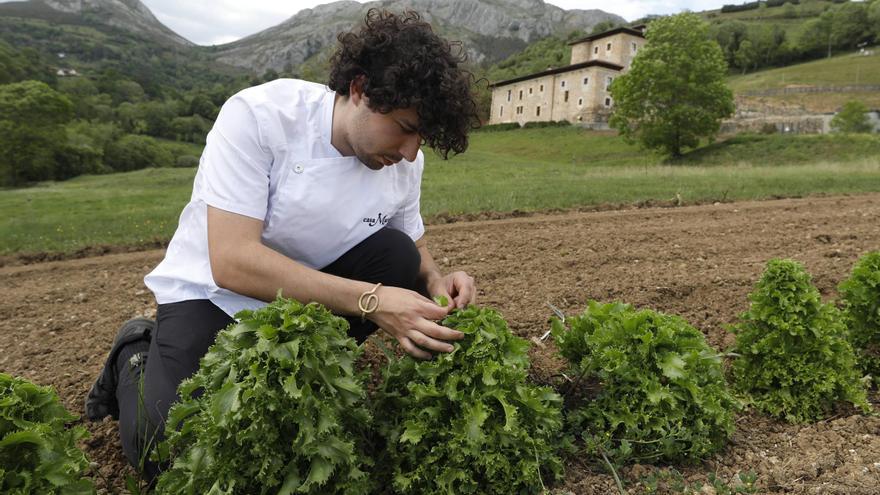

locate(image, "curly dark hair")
[[328, 9, 480, 158]]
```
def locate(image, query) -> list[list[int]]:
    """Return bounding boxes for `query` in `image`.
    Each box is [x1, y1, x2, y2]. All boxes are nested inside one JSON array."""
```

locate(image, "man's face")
[[349, 102, 422, 170]]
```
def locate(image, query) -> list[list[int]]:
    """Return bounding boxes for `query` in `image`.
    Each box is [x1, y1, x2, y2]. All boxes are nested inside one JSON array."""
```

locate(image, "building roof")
[[568, 26, 646, 46], [489, 59, 624, 88]]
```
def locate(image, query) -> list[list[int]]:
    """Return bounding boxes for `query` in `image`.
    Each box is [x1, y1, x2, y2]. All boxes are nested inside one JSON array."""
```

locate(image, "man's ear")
[[349, 75, 367, 106]]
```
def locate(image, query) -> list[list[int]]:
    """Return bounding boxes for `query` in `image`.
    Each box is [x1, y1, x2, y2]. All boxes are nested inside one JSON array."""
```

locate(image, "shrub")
[[731, 259, 870, 422], [0, 373, 95, 494], [103, 134, 173, 172], [174, 155, 200, 168], [154, 296, 374, 495], [759, 122, 778, 134], [522, 120, 571, 129], [52, 141, 106, 181], [838, 251, 880, 380], [475, 122, 520, 132], [373, 305, 564, 494], [831, 101, 873, 134], [552, 301, 737, 465]]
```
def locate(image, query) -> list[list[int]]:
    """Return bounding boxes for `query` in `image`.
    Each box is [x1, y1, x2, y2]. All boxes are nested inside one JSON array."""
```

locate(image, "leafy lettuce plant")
[[731, 259, 870, 422], [154, 296, 374, 495], [0, 372, 95, 495], [372, 305, 564, 494], [838, 251, 880, 380], [552, 301, 737, 465]]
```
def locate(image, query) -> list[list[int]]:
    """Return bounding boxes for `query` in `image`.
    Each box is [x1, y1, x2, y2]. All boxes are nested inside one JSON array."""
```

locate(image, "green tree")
[[831, 100, 873, 133], [139, 100, 179, 138], [116, 101, 144, 134], [57, 77, 100, 119], [734, 39, 758, 73], [830, 2, 872, 51], [103, 134, 173, 171], [799, 12, 834, 58], [0, 41, 56, 86], [800, 2, 872, 59], [609, 13, 734, 157], [711, 20, 749, 67], [188, 93, 218, 120], [0, 81, 73, 186], [171, 115, 212, 143], [589, 20, 621, 35], [109, 79, 145, 105], [869, 0, 880, 41]]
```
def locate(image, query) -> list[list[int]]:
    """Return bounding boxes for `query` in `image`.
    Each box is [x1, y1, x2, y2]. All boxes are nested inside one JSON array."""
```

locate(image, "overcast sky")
[[0, 0, 734, 45]]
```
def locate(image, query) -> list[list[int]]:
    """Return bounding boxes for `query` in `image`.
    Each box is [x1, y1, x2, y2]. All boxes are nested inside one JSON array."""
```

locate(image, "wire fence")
[[741, 85, 880, 96]]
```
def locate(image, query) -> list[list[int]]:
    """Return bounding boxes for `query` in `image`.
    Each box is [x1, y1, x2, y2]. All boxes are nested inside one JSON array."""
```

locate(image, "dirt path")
[[2, 194, 879, 494]]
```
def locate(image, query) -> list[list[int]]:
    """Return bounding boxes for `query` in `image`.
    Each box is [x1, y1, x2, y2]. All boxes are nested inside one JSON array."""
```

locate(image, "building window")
[[583, 77, 589, 86], [578, 98, 583, 107], [593, 46, 599, 54], [605, 76, 614, 91], [519, 90, 523, 100], [631, 42, 638, 53], [500, 106, 503, 117], [536, 106, 541, 116], [507, 90, 511, 102], [604, 97, 612, 107], [539, 84, 544, 92], [606, 42, 612, 51], [529, 87, 533, 95], [561, 80, 566, 88], [564, 90, 569, 102]]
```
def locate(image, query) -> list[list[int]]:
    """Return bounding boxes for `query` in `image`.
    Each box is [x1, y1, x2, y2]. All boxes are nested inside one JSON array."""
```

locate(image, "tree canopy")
[[0, 81, 73, 186], [609, 13, 735, 157], [831, 100, 873, 133]]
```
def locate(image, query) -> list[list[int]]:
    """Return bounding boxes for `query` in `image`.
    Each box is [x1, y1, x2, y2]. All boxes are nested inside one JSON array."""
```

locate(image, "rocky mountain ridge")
[[0, 0, 192, 46], [210, 0, 625, 73], [1, 0, 624, 73]]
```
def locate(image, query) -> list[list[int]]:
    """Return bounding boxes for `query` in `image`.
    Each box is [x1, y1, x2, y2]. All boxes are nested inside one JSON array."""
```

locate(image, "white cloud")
[[143, 0, 343, 45]]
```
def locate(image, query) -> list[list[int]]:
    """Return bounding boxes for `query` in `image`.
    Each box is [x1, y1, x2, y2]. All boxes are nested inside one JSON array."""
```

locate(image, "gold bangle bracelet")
[[358, 283, 382, 322]]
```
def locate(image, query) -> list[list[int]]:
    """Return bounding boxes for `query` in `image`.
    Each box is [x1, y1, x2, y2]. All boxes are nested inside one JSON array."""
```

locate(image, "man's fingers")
[[399, 336, 432, 360], [419, 297, 451, 319], [417, 319, 464, 341], [407, 329, 456, 353], [453, 275, 476, 308]]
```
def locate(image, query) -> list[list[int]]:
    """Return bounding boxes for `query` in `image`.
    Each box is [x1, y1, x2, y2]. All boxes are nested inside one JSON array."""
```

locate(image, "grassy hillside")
[[701, 0, 837, 40], [0, 9, 245, 96], [728, 49, 880, 90], [2, 128, 879, 256], [729, 49, 880, 111]]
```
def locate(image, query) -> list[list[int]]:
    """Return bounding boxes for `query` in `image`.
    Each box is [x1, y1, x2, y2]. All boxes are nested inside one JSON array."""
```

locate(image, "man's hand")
[[427, 271, 476, 311], [368, 286, 464, 360]]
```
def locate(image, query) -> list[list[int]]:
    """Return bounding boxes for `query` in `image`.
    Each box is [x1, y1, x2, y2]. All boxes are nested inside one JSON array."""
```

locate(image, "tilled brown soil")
[[1, 194, 879, 494]]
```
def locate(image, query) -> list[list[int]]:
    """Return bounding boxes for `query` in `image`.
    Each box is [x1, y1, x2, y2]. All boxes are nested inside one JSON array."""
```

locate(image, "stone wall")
[[720, 115, 833, 135]]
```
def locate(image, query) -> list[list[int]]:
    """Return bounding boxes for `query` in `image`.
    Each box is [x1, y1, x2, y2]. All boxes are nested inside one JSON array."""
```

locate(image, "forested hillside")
[[0, 7, 261, 188], [2, 0, 878, 188], [483, 0, 880, 83]]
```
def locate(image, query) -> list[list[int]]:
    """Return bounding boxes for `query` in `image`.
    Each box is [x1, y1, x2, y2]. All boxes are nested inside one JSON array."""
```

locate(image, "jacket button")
[[294, 164, 304, 174]]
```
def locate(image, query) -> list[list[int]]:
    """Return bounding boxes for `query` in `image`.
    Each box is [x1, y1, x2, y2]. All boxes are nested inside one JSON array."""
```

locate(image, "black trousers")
[[117, 227, 422, 482]]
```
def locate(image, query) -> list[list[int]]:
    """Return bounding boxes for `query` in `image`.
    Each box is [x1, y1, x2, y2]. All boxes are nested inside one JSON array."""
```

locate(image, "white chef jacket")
[[144, 79, 425, 317]]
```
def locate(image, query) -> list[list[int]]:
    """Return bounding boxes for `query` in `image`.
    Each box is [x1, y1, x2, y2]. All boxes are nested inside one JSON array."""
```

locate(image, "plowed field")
[[2, 194, 878, 494]]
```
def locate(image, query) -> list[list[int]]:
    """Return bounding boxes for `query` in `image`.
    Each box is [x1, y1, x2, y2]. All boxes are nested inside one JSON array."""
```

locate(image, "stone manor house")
[[489, 26, 646, 127]]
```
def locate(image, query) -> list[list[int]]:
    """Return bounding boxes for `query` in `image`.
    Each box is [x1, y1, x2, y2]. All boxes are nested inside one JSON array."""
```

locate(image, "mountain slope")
[[0, 0, 192, 46], [0, 0, 243, 95], [210, 0, 625, 73]]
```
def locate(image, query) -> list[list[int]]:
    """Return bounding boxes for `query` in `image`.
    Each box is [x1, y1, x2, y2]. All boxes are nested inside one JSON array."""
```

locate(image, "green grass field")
[[2, 128, 879, 256], [727, 47, 880, 112], [728, 50, 880, 92]]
